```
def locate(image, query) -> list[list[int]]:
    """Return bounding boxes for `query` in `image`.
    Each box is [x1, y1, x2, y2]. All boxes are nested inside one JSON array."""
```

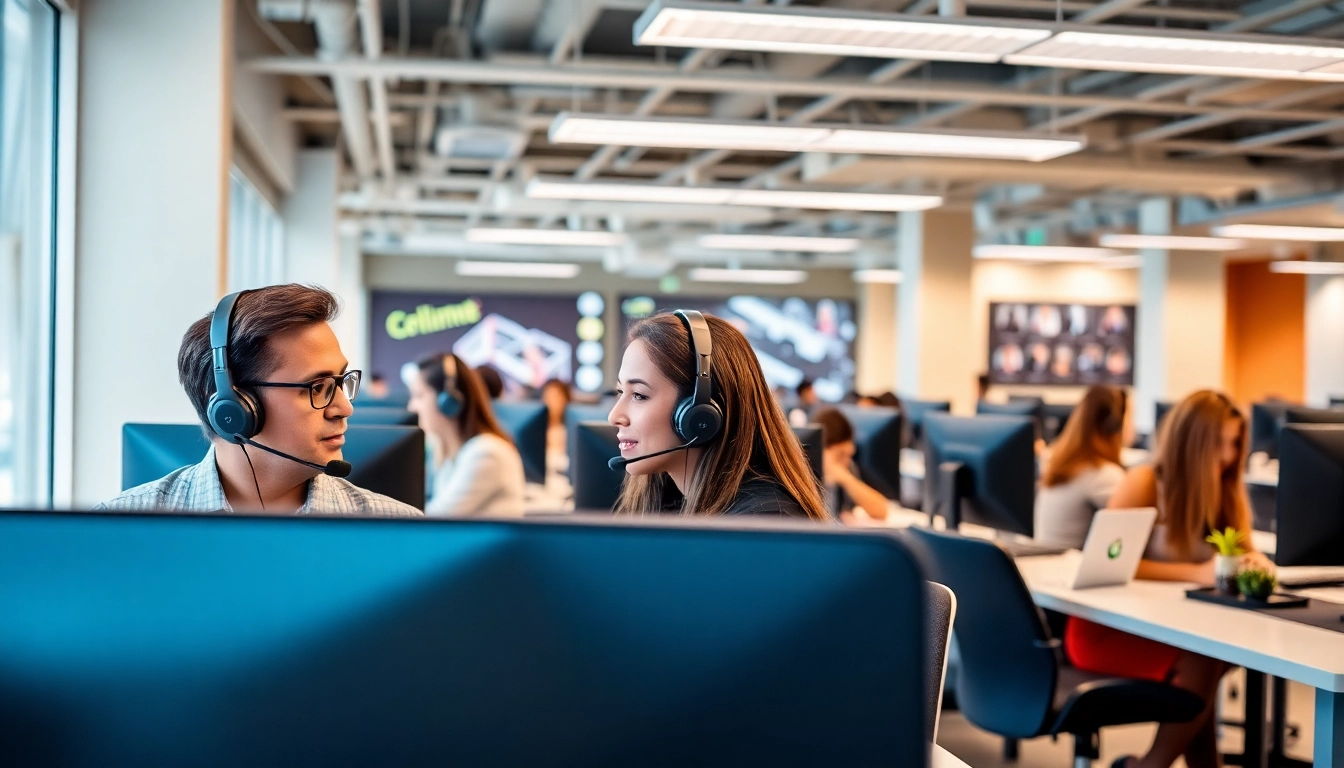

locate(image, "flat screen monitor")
[[572, 422, 828, 513], [923, 414, 1036, 537], [977, 398, 1043, 440], [1041, 403, 1075, 444], [492, 401, 548, 484], [836, 405, 902, 500], [901, 399, 950, 450], [989, 302, 1136, 387], [1331, 396, 1344, 409], [566, 401, 614, 481], [121, 423, 426, 510], [1275, 424, 1344, 567], [0, 511, 930, 766], [1283, 406, 1344, 427], [1250, 402, 1291, 459], [1154, 400, 1174, 433], [348, 406, 418, 426]]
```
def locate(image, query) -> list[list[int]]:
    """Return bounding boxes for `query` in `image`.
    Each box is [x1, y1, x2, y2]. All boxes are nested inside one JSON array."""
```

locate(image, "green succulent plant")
[[1205, 527, 1247, 557], [1236, 567, 1277, 600]]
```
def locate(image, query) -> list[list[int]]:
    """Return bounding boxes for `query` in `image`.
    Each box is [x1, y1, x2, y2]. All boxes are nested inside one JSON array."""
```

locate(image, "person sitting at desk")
[[811, 407, 889, 523], [541, 378, 572, 476], [407, 352, 525, 517], [99, 285, 421, 517], [1070, 390, 1271, 768], [1034, 386, 1131, 549], [609, 310, 826, 520]]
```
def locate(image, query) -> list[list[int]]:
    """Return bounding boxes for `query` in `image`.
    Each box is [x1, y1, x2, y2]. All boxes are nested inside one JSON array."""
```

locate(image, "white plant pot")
[[1215, 554, 1240, 595]]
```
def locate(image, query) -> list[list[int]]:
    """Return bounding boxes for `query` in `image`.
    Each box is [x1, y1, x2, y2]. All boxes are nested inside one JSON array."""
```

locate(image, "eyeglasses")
[[246, 370, 362, 410]]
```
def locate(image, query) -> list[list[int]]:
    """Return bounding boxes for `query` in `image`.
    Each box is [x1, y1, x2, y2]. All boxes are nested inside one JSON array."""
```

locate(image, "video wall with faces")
[[370, 290, 609, 398], [619, 295, 858, 403], [988, 302, 1137, 387]]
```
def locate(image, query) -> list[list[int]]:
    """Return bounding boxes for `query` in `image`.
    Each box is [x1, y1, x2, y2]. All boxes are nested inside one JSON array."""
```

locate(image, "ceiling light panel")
[[1098, 234, 1247, 251], [1268, 261, 1344, 274], [549, 114, 1085, 163], [696, 234, 860, 253], [687, 268, 808, 284], [972, 245, 1125, 262], [853, 269, 903, 284], [1211, 224, 1344, 242], [1004, 30, 1344, 81], [455, 261, 582, 278], [526, 178, 942, 212], [465, 228, 629, 247], [634, 1, 1051, 62]]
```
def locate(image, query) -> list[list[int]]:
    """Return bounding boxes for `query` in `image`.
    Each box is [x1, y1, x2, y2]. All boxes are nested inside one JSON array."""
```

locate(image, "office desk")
[[933, 745, 970, 768], [1017, 555, 1344, 768]]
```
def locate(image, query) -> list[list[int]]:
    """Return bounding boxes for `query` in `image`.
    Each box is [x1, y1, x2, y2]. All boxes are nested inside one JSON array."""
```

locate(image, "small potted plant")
[[1237, 567, 1278, 602], [1205, 527, 1246, 595]]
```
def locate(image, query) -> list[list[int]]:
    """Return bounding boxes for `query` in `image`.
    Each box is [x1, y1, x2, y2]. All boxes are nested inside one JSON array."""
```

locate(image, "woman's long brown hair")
[[1153, 390, 1251, 557], [613, 313, 827, 521], [417, 352, 513, 446], [1040, 386, 1126, 487]]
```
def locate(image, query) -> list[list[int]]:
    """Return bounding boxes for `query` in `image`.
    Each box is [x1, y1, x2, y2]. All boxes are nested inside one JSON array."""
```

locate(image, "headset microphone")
[[239, 436, 353, 478], [608, 440, 697, 472]]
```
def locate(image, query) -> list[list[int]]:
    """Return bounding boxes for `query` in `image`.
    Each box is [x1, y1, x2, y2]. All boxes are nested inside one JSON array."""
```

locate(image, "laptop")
[[1068, 507, 1158, 590]]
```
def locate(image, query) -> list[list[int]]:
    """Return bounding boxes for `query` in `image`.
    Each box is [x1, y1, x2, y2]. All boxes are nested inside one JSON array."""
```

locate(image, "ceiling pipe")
[[356, 0, 396, 184]]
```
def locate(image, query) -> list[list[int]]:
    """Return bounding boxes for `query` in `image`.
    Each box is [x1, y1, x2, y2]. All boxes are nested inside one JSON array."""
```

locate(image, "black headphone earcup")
[[207, 387, 261, 441], [676, 402, 723, 444], [438, 390, 463, 418]]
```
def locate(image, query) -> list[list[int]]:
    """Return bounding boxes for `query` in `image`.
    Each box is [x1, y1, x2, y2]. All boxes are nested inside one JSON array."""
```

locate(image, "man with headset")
[[98, 284, 421, 516]]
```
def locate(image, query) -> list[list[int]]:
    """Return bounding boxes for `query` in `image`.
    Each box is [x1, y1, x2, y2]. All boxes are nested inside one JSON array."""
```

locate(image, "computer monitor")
[[1275, 424, 1344, 567], [1331, 396, 1344, 409], [836, 405, 902, 500], [121, 423, 426, 509], [572, 422, 828, 513], [347, 406, 418, 426], [565, 401, 614, 480], [492, 401, 548, 484], [923, 413, 1036, 536], [0, 511, 930, 766], [1041, 403, 1075, 444], [977, 398, 1042, 423], [1283, 406, 1344, 427], [900, 399, 951, 450], [1154, 400, 1174, 433], [1249, 401, 1291, 459]]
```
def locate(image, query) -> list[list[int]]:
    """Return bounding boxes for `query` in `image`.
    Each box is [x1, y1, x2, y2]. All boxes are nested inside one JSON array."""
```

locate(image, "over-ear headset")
[[207, 291, 264, 442], [437, 353, 465, 418], [672, 310, 723, 445]]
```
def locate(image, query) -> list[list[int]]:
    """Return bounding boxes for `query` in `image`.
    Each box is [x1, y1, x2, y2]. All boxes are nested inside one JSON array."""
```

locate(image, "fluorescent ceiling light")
[[1098, 234, 1247, 251], [632, 1, 1344, 83], [687, 268, 808, 284], [1268, 261, 1344, 275], [853, 269, 903, 284], [549, 114, 1084, 162], [972, 245, 1125, 262], [526, 178, 943, 212], [465, 227, 629, 247], [455, 261, 581, 278], [1095, 256, 1144, 270], [1005, 29, 1344, 83], [1212, 224, 1344, 242], [634, 0, 1050, 63], [696, 234, 860, 253]]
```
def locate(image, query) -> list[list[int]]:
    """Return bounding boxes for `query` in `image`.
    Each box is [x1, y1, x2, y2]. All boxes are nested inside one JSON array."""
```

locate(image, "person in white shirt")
[[406, 352, 525, 517], [1034, 386, 1134, 548]]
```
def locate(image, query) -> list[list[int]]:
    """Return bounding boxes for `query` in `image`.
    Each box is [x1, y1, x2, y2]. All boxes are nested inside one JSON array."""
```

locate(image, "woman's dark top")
[[722, 477, 808, 518]]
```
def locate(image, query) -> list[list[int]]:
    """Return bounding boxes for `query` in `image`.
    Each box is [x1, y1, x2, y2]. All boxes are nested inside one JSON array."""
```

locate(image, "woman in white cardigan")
[[406, 352, 525, 517]]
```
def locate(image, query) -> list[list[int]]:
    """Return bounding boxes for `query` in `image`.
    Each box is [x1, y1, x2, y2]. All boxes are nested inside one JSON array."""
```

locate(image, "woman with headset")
[[608, 310, 826, 519], [406, 352, 526, 517], [1034, 385, 1134, 549]]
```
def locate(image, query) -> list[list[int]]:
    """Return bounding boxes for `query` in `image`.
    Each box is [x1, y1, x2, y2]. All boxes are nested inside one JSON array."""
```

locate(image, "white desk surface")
[[932, 745, 969, 768], [1016, 554, 1344, 693]]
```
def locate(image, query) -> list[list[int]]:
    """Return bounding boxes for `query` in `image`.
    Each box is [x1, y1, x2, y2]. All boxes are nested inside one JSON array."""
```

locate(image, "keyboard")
[[1276, 565, 1344, 588], [1000, 539, 1071, 558]]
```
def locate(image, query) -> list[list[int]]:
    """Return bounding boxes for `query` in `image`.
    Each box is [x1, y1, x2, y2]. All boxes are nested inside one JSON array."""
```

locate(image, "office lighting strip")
[[634, 1, 1344, 83], [549, 113, 1084, 162], [696, 234, 861, 253], [525, 178, 944, 212], [1212, 224, 1344, 242]]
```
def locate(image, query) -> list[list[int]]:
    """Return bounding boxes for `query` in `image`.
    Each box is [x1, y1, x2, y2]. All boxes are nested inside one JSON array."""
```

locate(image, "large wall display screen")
[[988, 302, 1137, 387], [619, 295, 857, 403], [370, 291, 608, 396]]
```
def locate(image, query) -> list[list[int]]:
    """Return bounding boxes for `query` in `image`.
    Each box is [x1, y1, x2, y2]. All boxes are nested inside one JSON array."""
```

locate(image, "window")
[[0, 0, 58, 506], [227, 168, 285, 292]]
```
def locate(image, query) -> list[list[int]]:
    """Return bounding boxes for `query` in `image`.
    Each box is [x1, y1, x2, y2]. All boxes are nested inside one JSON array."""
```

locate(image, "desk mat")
[[1186, 589, 1344, 634]]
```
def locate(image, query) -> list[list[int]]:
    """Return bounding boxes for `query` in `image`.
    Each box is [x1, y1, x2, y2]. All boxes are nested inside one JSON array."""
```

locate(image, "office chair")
[[925, 581, 957, 742], [905, 528, 1204, 767]]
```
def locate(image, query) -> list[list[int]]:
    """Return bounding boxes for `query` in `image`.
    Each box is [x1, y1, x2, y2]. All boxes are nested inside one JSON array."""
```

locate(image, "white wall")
[[72, 0, 232, 504], [855, 281, 897, 395], [1306, 273, 1344, 407]]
